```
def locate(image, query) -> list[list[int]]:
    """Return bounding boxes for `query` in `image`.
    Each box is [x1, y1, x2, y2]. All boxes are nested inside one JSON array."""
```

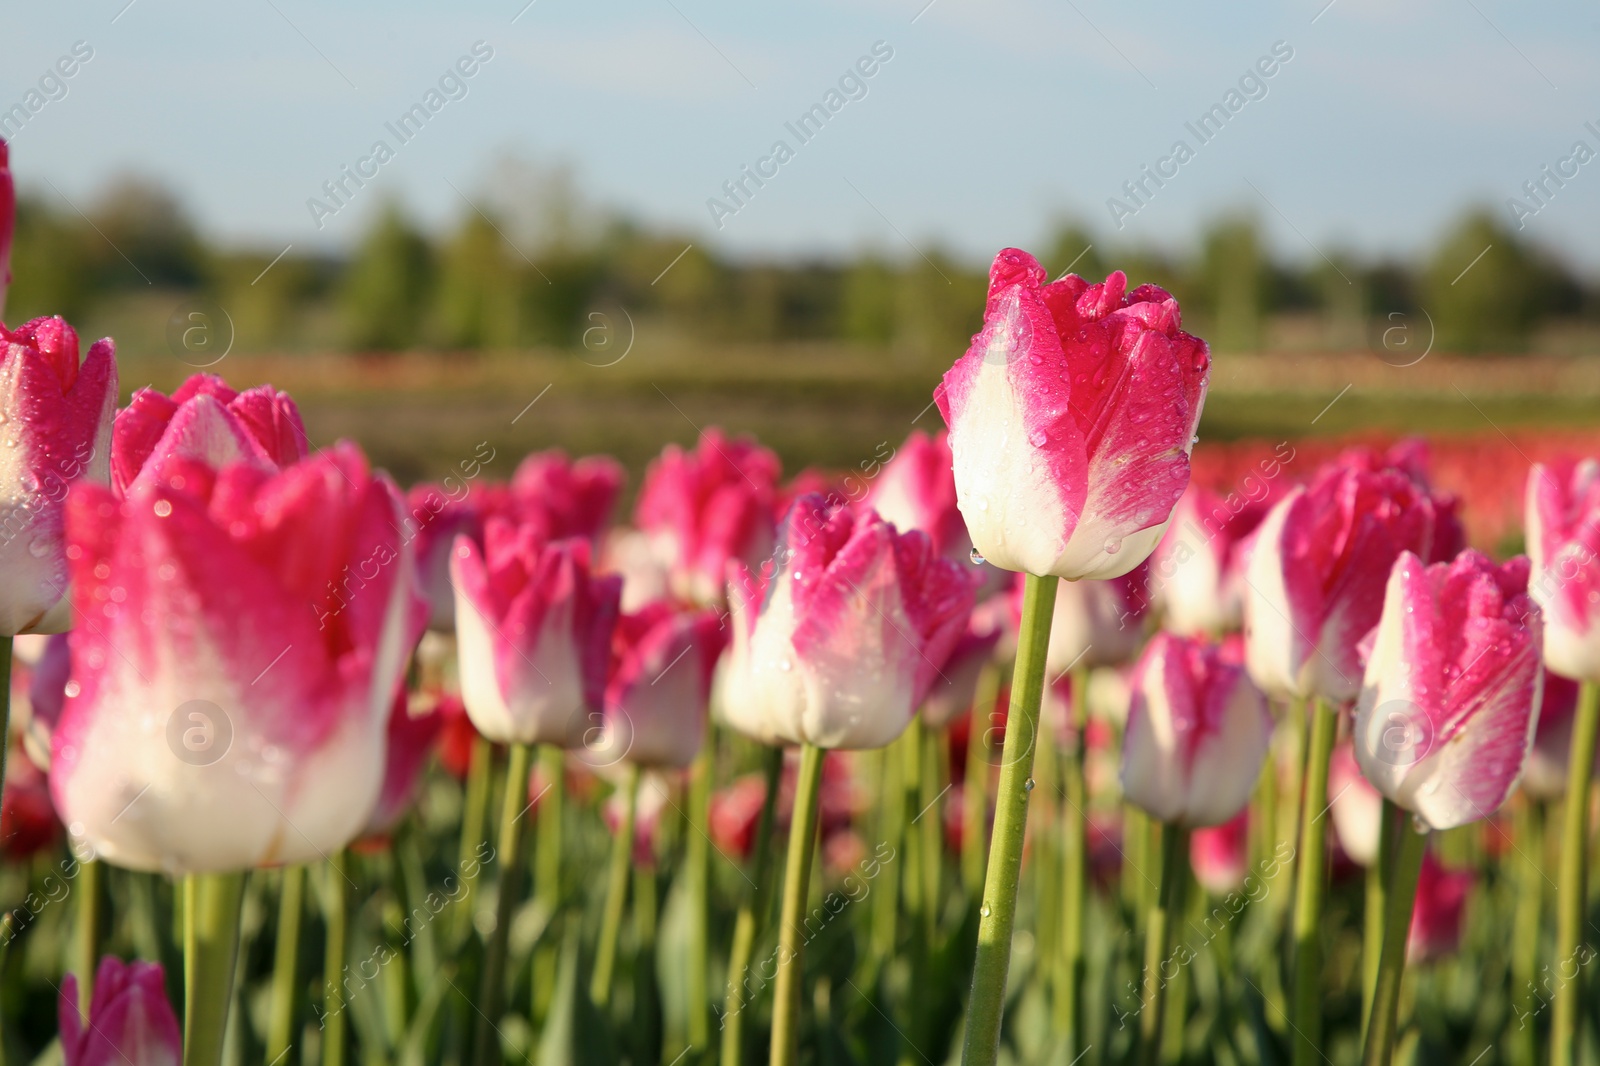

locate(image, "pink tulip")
[[866, 430, 968, 562], [1027, 562, 1152, 674], [1522, 669, 1593, 799], [921, 622, 1002, 731], [719, 495, 978, 749], [0, 317, 117, 635], [1352, 550, 1543, 831], [481, 448, 624, 543], [1526, 459, 1600, 681], [587, 600, 727, 769], [52, 443, 426, 873], [935, 249, 1210, 581], [451, 522, 622, 748], [111, 374, 306, 496], [0, 139, 13, 319], [1189, 809, 1250, 895], [365, 691, 445, 836], [1327, 741, 1383, 865], [1121, 633, 1273, 827], [1407, 852, 1473, 963], [405, 484, 482, 632], [1243, 451, 1458, 704], [636, 429, 780, 604], [59, 956, 181, 1066], [1149, 484, 1268, 636]]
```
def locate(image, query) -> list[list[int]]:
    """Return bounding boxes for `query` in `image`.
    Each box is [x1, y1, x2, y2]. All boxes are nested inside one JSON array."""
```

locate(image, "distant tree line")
[[7, 173, 1597, 357]]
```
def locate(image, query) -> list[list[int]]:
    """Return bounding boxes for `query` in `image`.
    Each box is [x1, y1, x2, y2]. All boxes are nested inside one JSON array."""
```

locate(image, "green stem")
[[960, 572, 1059, 1066], [770, 743, 827, 1066], [721, 744, 784, 1066], [532, 745, 566, 1025], [323, 852, 349, 1066], [920, 719, 943, 936], [634, 861, 661, 1065], [592, 763, 639, 1007], [1511, 800, 1545, 1066], [0, 638, 10, 841], [1138, 821, 1191, 1066], [1055, 663, 1089, 1054], [453, 734, 494, 947], [183, 871, 247, 1066], [1360, 801, 1427, 1066], [870, 741, 906, 964], [1551, 679, 1600, 1066], [962, 663, 1002, 897], [267, 865, 305, 1065], [1289, 697, 1338, 1066], [1362, 801, 1398, 1043], [474, 741, 532, 1066], [687, 742, 713, 1048], [74, 858, 102, 1018]]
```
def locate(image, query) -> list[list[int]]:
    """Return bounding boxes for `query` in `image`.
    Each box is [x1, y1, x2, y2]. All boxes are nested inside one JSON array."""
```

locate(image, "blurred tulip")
[[719, 495, 977, 749], [405, 484, 481, 633], [1527, 459, 1600, 681], [481, 448, 624, 543], [1190, 809, 1250, 895], [1, 752, 60, 858], [604, 527, 672, 613], [1521, 669, 1592, 799], [1034, 561, 1152, 674], [1150, 484, 1267, 636], [365, 691, 445, 836], [1328, 742, 1384, 865], [112, 374, 305, 495], [0, 139, 12, 319], [1407, 852, 1473, 963], [921, 622, 1002, 731], [452, 523, 621, 748], [52, 443, 426, 873], [1121, 633, 1273, 827], [935, 249, 1209, 581], [637, 429, 780, 604], [433, 691, 476, 780], [709, 771, 768, 860], [588, 601, 726, 769], [20, 630, 69, 769], [866, 430, 968, 561], [0, 317, 117, 635], [1243, 452, 1457, 704], [59, 957, 181, 1066], [1352, 550, 1543, 831]]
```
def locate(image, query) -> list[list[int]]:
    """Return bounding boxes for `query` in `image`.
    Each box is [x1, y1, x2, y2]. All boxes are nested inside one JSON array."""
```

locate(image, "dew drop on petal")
[[1028, 429, 1048, 447], [64, 680, 80, 698], [27, 536, 51, 558], [970, 548, 986, 565], [153, 499, 173, 518], [1103, 538, 1122, 555]]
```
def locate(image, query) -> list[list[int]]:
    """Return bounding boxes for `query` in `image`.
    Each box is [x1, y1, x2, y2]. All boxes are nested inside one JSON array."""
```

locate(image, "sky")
[[5, 0, 1600, 270]]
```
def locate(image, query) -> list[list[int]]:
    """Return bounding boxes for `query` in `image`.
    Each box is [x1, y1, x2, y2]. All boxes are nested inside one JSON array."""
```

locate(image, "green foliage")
[[1421, 209, 1579, 353], [339, 204, 433, 351]]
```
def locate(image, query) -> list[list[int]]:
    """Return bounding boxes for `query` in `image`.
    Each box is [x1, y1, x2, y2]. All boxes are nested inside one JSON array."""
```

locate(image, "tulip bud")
[[451, 524, 622, 749], [1034, 562, 1152, 674], [364, 690, 445, 837], [866, 429, 969, 562], [59, 957, 182, 1066], [1407, 852, 1473, 963], [481, 448, 624, 542], [1327, 741, 1383, 866], [1150, 484, 1267, 636], [52, 443, 426, 873], [112, 374, 306, 495], [1352, 550, 1543, 831], [1189, 809, 1250, 895], [935, 249, 1210, 581], [1121, 633, 1273, 827], [0, 317, 117, 635], [719, 495, 978, 750], [1526, 460, 1600, 682], [404, 484, 481, 633]]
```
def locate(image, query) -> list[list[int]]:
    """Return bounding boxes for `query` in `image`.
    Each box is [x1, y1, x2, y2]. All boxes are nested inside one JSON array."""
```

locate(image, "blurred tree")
[[841, 256, 896, 345], [432, 212, 519, 350], [1195, 215, 1264, 352], [88, 176, 204, 290], [339, 204, 432, 351], [894, 249, 985, 360], [520, 250, 604, 348], [1312, 255, 1366, 350], [5, 196, 94, 322], [206, 250, 320, 353], [1421, 209, 1577, 352]]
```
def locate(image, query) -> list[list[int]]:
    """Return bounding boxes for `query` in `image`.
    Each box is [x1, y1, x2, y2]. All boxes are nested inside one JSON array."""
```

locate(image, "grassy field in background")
[[115, 340, 1600, 490]]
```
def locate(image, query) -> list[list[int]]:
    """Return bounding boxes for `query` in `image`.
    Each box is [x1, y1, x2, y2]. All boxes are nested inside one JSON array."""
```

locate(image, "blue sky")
[[5, 0, 1600, 269]]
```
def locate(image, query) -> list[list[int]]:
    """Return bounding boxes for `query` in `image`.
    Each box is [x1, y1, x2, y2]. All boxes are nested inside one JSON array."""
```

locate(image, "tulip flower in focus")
[[1150, 484, 1267, 636], [636, 429, 780, 604], [364, 691, 445, 837], [452, 523, 622, 749], [1407, 852, 1473, 963], [1121, 633, 1273, 827], [719, 495, 978, 750], [59, 957, 181, 1066], [1526, 460, 1600, 681], [1352, 550, 1543, 831], [0, 139, 12, 319], [585, 601, 726, 769], [1521, 669, 1590, 799], [1243, 451, 1457, 704], [52, 443, 426, 873], [1190, 809, 1250, 895], [111, 374, 306, 495], [935, 249, 1210, 581], [1327, 741, 1384, 866], [0, 317, 117, 635]]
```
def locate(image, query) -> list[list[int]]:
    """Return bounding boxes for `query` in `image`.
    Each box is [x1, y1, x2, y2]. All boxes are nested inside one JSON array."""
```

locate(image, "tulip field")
[[7, 123, 1600, 1066]]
